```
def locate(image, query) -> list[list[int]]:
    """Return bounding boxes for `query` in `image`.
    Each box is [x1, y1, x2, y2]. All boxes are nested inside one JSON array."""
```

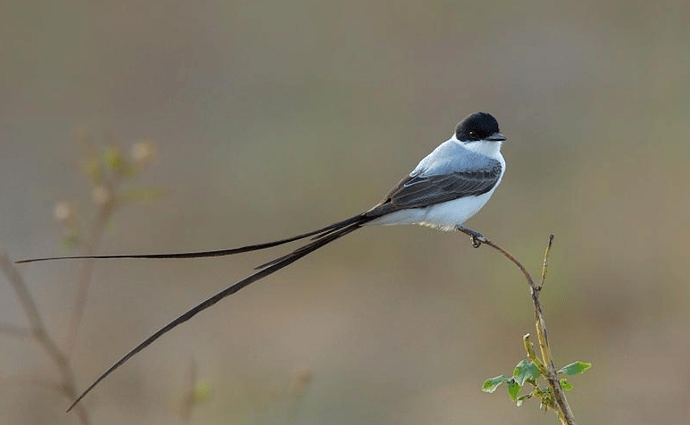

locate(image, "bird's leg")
[[456, 225, 487, 248]]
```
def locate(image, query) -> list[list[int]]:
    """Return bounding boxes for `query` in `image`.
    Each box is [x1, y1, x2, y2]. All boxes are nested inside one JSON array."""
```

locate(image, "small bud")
[[191, 381, 211, 404], [53, 201, 76, 224], [103, 145, 124, 173], [130, 140, 156, 168], [92, 186, 112, 205]]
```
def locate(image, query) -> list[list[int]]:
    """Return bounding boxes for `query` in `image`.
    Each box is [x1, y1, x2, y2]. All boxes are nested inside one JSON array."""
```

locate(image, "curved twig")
[[457, 230, 576, 425]]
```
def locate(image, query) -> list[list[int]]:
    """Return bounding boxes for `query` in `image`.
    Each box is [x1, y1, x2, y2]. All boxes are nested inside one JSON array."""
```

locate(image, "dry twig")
[[0, 247, 91, 425], [66, 185, 118, 355]]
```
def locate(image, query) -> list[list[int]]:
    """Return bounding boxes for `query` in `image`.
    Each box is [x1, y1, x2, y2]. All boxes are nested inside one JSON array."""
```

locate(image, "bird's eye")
[[469, 131, 477, 138]]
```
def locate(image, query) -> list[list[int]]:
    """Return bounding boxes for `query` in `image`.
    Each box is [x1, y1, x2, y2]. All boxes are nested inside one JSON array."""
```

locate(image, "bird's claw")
[[457, 226, 486, 248]]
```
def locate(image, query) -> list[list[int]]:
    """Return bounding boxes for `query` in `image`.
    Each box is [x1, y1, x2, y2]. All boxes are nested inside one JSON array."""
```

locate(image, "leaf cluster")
[[483, 357, 591, 412]]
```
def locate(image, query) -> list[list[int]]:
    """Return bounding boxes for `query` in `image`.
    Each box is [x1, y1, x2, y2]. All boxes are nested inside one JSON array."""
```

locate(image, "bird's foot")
[[456, 226, 486, 248]]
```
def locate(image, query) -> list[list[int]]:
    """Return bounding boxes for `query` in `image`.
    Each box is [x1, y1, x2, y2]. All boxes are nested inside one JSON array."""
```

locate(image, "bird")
[[17, 111, 507, 411]]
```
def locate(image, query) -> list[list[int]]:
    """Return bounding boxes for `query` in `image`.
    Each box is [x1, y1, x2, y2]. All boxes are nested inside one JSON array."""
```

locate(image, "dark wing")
[[377, 162, 502, 211]]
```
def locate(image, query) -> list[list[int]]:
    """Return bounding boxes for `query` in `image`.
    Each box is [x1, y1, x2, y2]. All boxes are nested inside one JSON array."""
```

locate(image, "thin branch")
[[0, 247, 91, 425], [522, 334, 545, 374], [457, 229, 576, 425], [66, 196, 117, 356], [65, 136, 126, 355], [538, 234, 554, 290]]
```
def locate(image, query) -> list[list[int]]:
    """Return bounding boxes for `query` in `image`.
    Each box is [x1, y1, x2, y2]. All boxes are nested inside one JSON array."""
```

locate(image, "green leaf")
[[507, 379, 520, 401], [558, 361, 592, 376], [513, 359, 541, 386], [560, 378, 573, 392], [482, 375, 509, 393]]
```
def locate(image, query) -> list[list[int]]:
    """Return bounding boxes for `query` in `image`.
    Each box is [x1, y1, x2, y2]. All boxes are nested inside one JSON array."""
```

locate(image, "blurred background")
[[1, 1, 689, 424]]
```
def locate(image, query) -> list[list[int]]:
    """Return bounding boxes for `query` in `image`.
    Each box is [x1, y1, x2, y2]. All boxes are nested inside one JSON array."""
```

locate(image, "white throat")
[[451, 135, 503, 160]]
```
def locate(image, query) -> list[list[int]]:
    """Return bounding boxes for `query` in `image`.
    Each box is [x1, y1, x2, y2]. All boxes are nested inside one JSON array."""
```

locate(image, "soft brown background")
[[1, 1, 689, 424]]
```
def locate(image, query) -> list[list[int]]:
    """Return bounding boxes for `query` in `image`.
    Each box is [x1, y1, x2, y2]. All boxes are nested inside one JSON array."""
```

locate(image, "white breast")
[[368, 139, 506, 232]]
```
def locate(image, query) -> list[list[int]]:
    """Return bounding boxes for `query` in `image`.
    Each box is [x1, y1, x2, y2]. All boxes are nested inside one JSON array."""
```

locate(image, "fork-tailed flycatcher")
[[17, 111, 507, 411]]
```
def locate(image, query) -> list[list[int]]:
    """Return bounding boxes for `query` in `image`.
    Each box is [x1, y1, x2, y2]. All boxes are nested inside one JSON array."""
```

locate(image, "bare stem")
[[458, 230, 575, 425], [66, 197, 117, 356], [522, 334, 545, 374], [538, 234, 554, 290], [0, 247, 90, 424]]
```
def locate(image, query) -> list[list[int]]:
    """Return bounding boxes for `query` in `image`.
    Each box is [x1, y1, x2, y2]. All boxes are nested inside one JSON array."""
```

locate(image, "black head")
[[455, 112, 505, 142]]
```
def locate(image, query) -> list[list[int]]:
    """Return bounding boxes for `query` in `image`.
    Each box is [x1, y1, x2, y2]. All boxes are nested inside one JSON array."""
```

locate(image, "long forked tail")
[[15, 215, 365, 264], [66, 214, 373, 412]]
